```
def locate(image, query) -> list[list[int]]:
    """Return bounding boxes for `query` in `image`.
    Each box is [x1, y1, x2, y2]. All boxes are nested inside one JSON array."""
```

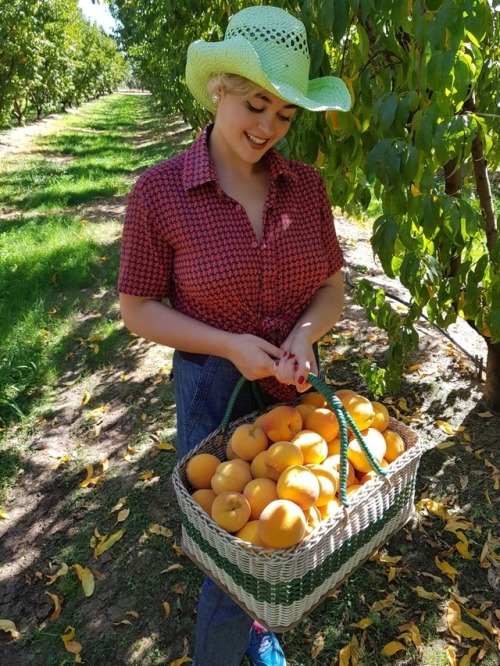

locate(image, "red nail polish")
[[274, 360, 280, 367], [297, 376, 305, 384], [283, 351, 288, 358], [289, 353, 295, 359]]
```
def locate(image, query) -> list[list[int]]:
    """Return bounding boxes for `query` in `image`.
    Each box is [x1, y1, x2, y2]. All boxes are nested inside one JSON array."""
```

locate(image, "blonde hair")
[[207, 73, 261, 98]]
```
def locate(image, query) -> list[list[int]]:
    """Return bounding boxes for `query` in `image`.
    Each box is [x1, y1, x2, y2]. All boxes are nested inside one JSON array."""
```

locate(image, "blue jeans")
[[173, 351, 278, 666]]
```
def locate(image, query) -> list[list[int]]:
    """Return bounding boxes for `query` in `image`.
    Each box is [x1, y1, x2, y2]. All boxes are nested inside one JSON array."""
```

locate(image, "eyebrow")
[[255, 92, 298, 109]]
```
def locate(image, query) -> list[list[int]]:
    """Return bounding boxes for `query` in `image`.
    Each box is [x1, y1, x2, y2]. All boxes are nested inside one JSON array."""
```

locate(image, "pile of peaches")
[[185, 389, 406, 550]]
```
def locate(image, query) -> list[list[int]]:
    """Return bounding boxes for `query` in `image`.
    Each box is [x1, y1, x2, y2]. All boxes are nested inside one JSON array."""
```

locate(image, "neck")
[[208, 123, 268, 181]]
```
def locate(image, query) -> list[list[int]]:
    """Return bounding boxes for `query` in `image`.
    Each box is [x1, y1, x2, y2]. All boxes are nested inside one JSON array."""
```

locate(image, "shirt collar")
[[183, 123, 298, 191]]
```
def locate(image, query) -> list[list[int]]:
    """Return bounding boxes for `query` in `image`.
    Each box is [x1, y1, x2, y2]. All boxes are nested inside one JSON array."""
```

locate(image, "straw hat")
[[186, 5, 351, 113]]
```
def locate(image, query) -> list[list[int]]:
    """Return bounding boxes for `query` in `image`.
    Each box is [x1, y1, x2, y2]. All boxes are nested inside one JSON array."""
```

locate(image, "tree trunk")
[[484, 341, 500, 412]]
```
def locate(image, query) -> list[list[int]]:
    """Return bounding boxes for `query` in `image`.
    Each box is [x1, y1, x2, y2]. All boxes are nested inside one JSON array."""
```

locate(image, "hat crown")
[[225, 6, 310, 94]]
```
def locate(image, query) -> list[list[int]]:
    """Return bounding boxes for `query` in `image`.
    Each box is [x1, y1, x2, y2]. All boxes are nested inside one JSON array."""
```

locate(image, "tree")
[[110, 0, 500, 410]]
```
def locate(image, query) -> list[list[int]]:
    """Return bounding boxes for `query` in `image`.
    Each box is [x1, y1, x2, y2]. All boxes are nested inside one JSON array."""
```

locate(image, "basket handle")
[[216, 374, 388, 508]]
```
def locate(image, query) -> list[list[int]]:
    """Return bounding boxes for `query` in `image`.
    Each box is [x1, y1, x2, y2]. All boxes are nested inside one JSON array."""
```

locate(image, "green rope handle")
[[216, 374, 388, 508], [306, 374, 387, 507]]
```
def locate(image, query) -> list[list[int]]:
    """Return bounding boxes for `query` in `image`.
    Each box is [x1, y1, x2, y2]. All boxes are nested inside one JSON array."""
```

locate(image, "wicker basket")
[[172, 376, 422, 631]]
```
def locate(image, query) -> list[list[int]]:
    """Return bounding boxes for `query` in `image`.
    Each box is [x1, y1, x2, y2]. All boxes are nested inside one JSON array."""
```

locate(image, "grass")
[[1, 94, 498, 666]]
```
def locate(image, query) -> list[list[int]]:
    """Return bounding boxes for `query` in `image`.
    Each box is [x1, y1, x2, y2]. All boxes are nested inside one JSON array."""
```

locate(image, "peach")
[[322, 454, 356, 487], [258, 499, 307, 549], [346, 484, 362, 496], [210, 459, 253, 495], [371, 401, 390, 432], [299, 392, 328, 408], [291, 430, 328, 464], [326, 437, 341, 456], [192, 488, 217, 514], [318, 497, 342, 520], [303, 505, 322, 536], [295, 403, 316, 422], [307, 464, 338, 506], [276, 464, 320, 510], [250, 450, 271, 479], [265, 440, 304, 481], [260, 405, 302, 442], [231, 423, 268, 461], [235, 520, 266, 546], [211, 491, 251, 533], [243, 477, 279, 520], [226, 437, 237, 460], [358, 459, 389, 485], [347, 428, 387, 473], [383, 429, 405, 462], [304, 408, 339, 442], [337, 391, 375, 431], [186, 453, 221, 489]]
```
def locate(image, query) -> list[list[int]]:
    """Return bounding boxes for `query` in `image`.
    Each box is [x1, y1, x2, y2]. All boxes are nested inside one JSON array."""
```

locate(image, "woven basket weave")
[[172, 378, 422, 631]]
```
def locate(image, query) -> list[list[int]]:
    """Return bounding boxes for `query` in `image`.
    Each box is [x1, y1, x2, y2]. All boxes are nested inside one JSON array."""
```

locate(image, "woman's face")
[[210, 87, 297, 166]]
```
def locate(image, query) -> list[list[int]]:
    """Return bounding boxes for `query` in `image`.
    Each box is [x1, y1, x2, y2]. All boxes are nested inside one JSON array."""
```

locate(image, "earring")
[[212, 93, 220, 104]]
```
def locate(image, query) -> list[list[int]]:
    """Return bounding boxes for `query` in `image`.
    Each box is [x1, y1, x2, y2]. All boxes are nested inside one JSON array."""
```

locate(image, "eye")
[[246, 101, 264, 113], [278, 114, 293, 123]]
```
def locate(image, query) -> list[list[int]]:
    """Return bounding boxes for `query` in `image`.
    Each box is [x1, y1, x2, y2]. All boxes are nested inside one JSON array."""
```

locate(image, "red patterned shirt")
[[119, 124, 344, 401]]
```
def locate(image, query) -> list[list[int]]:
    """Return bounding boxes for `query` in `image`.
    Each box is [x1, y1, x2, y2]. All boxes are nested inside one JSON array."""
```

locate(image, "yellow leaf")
[[477, 411, 493, 418], [72, 564, 95, 597], [112, 619, 132, 626], [459, 646, 478, 665], [126, 610, 140, 618], [157, 442, 176, 451], [46, 562, 69, 585], [408, 363, 421, 371], [445, 645, 457, 665], [116, 508, 130, 523], [45, 592, 62, 620], [436, 420, 455, 435], [79, 464, 95, 488], [435, 556, 459, 582], [0, 508, 9, 520], [93, 529, 125, 559], [170, 658, 192, 666], [110, 497, 127, 513], [163, 601, 171, 618], [452, 620, 485, 641], [398, 621, 424, 648], [0, 619, 20, 638], [397, 398, 411, 412], [82, 391, 91, 405], [463, 609, 497, 636], [444, 519, 474, 535], [61, 626, 76, 642], [150, 524, 173, 538], [455, 532, 474, 560], [100, 458, 109, 472], [140, 470, 154, 480], [381, 641, 406, 656], [64, 640, 82, 655], [161, 564, 184, 574], [412, 586, 443, 600], [437, 440, 457, 449], [339, 642, 352, 666], [350, 618, 373, 629]]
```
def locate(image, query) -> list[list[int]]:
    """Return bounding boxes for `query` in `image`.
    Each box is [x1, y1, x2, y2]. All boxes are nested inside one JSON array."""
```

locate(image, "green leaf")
[[372, 215, 399, 277]]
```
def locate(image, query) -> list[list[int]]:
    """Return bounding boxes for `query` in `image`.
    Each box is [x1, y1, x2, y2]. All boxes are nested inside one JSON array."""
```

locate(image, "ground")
[[0, 100, 498, 665]]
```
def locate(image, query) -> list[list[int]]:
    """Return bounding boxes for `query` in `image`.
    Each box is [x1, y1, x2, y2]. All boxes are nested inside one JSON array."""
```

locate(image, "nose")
[[256, 113, 276, 137]]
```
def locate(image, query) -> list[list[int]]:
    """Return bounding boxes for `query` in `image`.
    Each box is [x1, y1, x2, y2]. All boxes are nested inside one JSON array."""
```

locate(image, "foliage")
[[0, 0, 128, 126], [109, 0, 500, 408]]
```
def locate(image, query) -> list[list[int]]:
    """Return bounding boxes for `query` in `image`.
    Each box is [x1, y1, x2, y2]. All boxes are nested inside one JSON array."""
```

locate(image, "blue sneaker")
[[247, 622, 286, 666]]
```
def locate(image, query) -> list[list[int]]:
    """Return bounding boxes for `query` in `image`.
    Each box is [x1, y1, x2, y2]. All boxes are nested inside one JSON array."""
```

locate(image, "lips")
[[245, 131, 268, 149]]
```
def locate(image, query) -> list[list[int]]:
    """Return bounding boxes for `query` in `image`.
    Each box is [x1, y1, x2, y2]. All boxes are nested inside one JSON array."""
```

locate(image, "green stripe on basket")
[[182, 481, 415, 605]]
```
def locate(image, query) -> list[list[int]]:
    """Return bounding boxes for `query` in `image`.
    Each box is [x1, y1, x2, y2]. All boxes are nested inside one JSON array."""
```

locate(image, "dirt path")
[[1, 103, 498, 665]]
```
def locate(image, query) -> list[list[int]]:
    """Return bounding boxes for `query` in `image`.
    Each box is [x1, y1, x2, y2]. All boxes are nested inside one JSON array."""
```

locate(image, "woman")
[[119, 5, 350, 665]]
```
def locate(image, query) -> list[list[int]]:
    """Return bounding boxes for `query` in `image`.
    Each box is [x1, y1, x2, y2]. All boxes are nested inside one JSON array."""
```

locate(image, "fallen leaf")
[[0, 508, 9, 520], [478, 411, 493, 418], [455, 532, 474, 560], [72, 564, 95, 597], [116, 508, 130, 523], [82, 391, 91, 406], [436, 420, 456, 435], [381, 641, 406, 656], [157, 442, 176, 451], [163, 601, 171, 618], [161, 564, 184, 574], [445, 645, 457, 665], [45, 592, 62, 620], [172, 583, 186, 595], [452, 620, 485, 641], [61, 626, 82, 655], [412, 586, 443, 600], [126, 610, 140, 618], [435, 556, 459, 582], [150, 524, 173, 538], [0, 619, 20, 638], [112, 619, 132, 626], [350, 618, 373, 629], [110, 497, 127, 513], [45, 562, 69, 586], [170, 658, 192, 666], [93, 530, 125, 559], [398, 622, 423, 648], [140, 470, 154, 480], [459, 646, 479, 665]]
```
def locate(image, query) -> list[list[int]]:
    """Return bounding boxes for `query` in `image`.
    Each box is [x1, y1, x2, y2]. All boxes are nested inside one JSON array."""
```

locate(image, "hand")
[[275, 331, 318, 393], [225, 333, 284, 381]]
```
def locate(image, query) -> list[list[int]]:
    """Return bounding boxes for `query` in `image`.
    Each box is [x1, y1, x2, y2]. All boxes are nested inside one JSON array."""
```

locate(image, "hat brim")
[[186, 36, 351, 113]]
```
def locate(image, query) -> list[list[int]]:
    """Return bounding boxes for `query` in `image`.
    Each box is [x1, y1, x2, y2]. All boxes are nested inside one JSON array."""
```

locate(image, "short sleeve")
[[118, 178, 173, 299]]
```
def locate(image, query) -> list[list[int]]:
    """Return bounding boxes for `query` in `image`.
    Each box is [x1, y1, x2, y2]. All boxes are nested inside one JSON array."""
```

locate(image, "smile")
[[245, 132, 267, 146]]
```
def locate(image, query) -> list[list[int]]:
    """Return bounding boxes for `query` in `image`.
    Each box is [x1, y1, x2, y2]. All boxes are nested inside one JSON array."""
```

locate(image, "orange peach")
[[250, 450, 271, 479], [226, 437, 237, 460], [322, 454, 356, 487], [383, 429, 405, 462], [265, 440, 304, 481], [276, 464, 320, 510], [243, 477, 279, 520], [211, 491, 251, 533], [304, 407, 340, 442], [191, 488, 217, 514], [371, 401, 390, 432], [210, 459, 253, 495], [347, 428, 387, 473], [186, 453, 221, 489], [299, 392, 328, 408], [260, 405, 303, 442], [295, 403, 316, 422], [235, 520, 266, 546], [337, 391, 375, 431], [307, 464, 338, 506], [230, 423, 268, 461], [258, 499, 307, 549], [358, 459, 389, 485], [318, 497, 343, 520], [291, 430, 328, 464], [326, 437, 341, 456], [303, 505, 323, 535]]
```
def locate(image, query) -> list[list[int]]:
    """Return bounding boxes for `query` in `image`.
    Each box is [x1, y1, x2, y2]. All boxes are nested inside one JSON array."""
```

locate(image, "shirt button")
[[251, 241, 258, 249]]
